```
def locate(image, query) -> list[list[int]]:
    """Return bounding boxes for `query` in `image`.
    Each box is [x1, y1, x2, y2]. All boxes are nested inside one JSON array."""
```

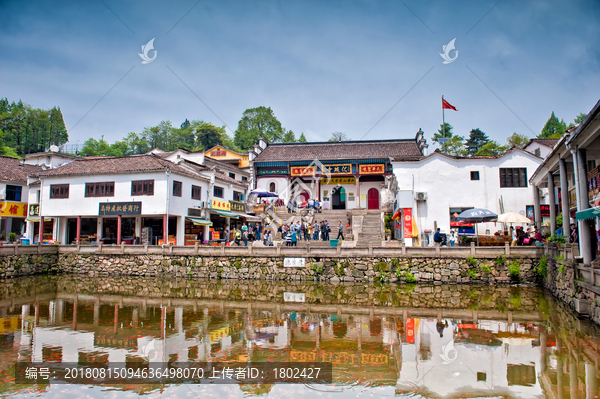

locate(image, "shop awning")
[[215, 210, 239, 219], [185, 217, 213, 226], [25, 217, 52, 222], [576, 206, 600, 220], [235, 213, 262, 222]]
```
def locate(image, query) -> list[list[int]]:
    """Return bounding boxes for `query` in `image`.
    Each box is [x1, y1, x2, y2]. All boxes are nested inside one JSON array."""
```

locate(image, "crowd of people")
[[276, 220, 347, 246], [287, 198, 323, 214]]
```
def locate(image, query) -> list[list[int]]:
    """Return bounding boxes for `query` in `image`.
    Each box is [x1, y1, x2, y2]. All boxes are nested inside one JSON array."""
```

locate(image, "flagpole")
[[442, 95, 446, 153]]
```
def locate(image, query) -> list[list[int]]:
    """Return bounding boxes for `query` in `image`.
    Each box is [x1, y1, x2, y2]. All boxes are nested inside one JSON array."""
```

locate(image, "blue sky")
[[1, 0, 599, 148]]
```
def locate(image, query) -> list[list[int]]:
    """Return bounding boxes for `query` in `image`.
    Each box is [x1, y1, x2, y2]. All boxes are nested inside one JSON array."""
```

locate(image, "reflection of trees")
[[333, 321, 347, 338], [238, 383, 274, 396]]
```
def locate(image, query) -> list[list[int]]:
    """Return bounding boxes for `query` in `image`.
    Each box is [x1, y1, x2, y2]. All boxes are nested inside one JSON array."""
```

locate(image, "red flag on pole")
[[442, 98, 457, 111]]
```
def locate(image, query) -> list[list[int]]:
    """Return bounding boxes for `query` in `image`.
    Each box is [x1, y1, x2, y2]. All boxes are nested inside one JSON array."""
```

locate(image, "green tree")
[[0, 129, 19, 157], [539, 112, 567, 139], [328, 132, 347, 142], [80, 138, 129, 157], [506, 132, 529, 149], [475, 141, 507, 156], [574, 112, 587, 124], [298, 133, 307, 142], [196, 123, 225, 149], [445, 135, 467, 156], [282, 130, 296, 143], [180, 118, 190, 129], [234, 106, 285, 150], [465, 128, 489, 156]]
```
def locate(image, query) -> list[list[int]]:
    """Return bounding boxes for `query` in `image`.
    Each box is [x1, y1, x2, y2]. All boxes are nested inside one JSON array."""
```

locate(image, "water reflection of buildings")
[[0, 287, 599, 398]]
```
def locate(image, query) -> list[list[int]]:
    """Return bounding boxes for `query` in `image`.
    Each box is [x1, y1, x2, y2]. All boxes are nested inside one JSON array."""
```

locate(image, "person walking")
[[242, 229, 248, 246], [320, 221, 326, 241], [313, 221, 319, 241], [256, 223, 262, 241], [291, 230, 298, 246], [287, 199, 292, 214], [266, 230, 273, 246], [235, 229, 241, 246], [337, 221, 344, 240], [325, 220, 330, 241]]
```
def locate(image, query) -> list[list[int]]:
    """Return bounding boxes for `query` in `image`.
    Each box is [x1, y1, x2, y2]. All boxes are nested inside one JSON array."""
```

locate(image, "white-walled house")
[[392, 148, 544, 245], [523, 139, 559, 160], [30, 155, 215, 246]]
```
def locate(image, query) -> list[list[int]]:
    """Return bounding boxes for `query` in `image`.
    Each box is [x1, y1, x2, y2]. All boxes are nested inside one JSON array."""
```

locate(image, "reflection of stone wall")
[[0, 254, 58, 279], [0, 275, 543, 314], [53, 254, 539, 284]]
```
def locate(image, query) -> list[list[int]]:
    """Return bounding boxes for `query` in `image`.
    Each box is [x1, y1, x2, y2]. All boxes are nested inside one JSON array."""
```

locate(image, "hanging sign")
[[322, 164, 352, 175], [28, 204, 40, 217], [290, 166, 315, 176], [0, 202, 27, 217], [211, 199, 231, 211], [99, 202, 142, 216], [229, 200, 246, 213], [403, 208, 412, 238], [359, 164, 385, 175], [322, 177, 356, 185]]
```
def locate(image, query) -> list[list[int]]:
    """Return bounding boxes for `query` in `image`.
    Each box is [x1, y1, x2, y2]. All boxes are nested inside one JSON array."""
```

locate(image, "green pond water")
[[0, 275, 598, 398]]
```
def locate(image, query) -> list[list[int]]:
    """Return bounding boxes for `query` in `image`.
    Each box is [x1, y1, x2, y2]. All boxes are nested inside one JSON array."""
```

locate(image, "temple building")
[[248, 130, 428, 210]]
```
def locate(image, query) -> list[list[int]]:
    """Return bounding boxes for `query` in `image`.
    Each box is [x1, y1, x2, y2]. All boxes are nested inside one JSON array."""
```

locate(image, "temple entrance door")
[[367, 188, 379, 210], [332, 187, 346, 210]]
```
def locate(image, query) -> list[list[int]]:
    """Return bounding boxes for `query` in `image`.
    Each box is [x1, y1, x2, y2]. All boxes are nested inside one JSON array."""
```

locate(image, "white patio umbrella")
[[497, 211, 531, 224]]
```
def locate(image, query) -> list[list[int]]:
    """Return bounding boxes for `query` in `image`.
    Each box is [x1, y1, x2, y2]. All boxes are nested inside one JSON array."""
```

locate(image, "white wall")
[[393, 151, 543, 238], [256, 177, 289, 201], [523, 142, 552, 160]]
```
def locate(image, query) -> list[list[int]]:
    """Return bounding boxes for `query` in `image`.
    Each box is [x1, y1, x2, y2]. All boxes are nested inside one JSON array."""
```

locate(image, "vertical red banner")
[[403, 208, 413, 238], [406, 318, 415, 344]]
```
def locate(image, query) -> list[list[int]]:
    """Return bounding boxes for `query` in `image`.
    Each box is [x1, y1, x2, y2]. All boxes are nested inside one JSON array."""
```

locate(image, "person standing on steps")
[[325, 220, 330, 241], [337, 221, 344, 240]]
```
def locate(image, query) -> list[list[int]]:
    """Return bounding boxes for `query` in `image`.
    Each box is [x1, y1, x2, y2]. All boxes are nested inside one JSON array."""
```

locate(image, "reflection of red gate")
[[367, 188, 379, 209], [299, 191, 309, 202]]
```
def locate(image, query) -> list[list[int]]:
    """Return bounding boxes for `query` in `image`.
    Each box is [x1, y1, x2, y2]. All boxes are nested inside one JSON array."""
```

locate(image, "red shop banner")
[[404, 208, 412, 238]]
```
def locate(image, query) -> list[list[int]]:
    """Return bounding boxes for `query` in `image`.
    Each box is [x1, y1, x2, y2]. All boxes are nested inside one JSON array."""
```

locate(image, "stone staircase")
[[356, 210, 383, 244]]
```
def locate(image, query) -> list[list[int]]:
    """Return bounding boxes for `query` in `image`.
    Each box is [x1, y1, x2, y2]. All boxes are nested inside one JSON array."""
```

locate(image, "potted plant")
[[8, 232, 16, 244]]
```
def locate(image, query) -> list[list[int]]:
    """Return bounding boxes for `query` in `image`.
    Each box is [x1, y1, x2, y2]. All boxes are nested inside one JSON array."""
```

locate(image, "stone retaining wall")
[[0, 253, 59, 279], [55, 253, 540, 284]]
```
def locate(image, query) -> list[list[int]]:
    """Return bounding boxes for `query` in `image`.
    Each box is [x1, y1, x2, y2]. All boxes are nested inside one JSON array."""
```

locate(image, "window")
[[173, 181, 182, 197], [214, 186, 224, 198], [242, 176, 248, 181], [192, 185, 202, 200], [132, 180, 154, 196], [233, 191, 242, 201], [500, 168, 527, 188], [229, 172, 236, 179], [269, 182, 276, 193], [50, 184, 69, 199], [470, 171, 480, 181], [85, 182, 115, 197], [534, 148, 541, 157], [5, 185, 22, 201]]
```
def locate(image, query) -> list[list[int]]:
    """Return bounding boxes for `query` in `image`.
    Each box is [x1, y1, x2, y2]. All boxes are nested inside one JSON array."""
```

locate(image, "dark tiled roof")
[[253, 140, 423, 162], [0, 156, 42, 184], [37, 154, 208, 180], [215, 172, 248, 187], [527, 138, 559, 148]]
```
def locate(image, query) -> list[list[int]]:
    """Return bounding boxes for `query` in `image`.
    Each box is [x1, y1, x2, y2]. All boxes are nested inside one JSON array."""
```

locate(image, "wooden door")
[[367, 188, 379, 210]]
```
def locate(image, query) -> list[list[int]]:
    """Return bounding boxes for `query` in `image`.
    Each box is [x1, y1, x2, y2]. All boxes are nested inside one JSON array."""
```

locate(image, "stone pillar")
[[117, 215, 122, 245], [93, 301, 100, 326], [176, 216, 185, 246], [548, 173, 557, 236], [97, 218, 104, 240], [559, 157, 571, 238], [48, 300, 55, 325], [533, 185, 542, 230], [56, 299, 63, 324], [76, 216, 81, 244], [175, 307, 183, 334], [135, 216, 142, 242], [356, 176, 360, 209], [163, 214, 168, 245], [577, 148, 593, 265]]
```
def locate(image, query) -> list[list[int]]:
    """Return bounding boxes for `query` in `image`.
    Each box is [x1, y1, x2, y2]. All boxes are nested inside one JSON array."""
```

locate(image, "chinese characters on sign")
[[403, 208, 412, 238], [284, 292, 306, 302], [29, 204, 39, 217], [0, 201, 27, 217], [290, 166, 315, 177], [210, 150, 226, 156], [359, 164, 384, 175], [98, 202, 142, 216], [322, 164, 351, 175], [229, 200, 246, 213], [211, 200, 231, 211], [322, 177, 356, 185], [284, 258, 305, 267], [188, 208, 202, 217]]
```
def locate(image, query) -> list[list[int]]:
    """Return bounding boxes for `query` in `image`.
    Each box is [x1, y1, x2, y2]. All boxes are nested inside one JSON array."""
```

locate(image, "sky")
[[1, 0, 599, 149]]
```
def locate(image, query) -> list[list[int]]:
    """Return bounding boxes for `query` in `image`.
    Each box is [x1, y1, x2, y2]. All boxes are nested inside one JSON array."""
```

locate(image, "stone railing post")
[[277, 244, 281, 256], [368, 243, 373, 255], [169, 244, 174, 254], [98, 242, 103, 253], [435, 243, 441, 256], [221, 243, 225, 255], [121, 242, 125, 253], [248, 245, 253, 255], [306, 243, 310, 255], [505, 242, 511, 256], [195, 242, 199, 254], [401, 242, 406, 255], [337, 243, 341, 255], [470, 242, 476, 256]]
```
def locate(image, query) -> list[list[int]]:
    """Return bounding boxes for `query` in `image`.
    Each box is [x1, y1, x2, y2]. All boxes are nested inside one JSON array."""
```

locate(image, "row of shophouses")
[[0, 98, 598, 249]]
